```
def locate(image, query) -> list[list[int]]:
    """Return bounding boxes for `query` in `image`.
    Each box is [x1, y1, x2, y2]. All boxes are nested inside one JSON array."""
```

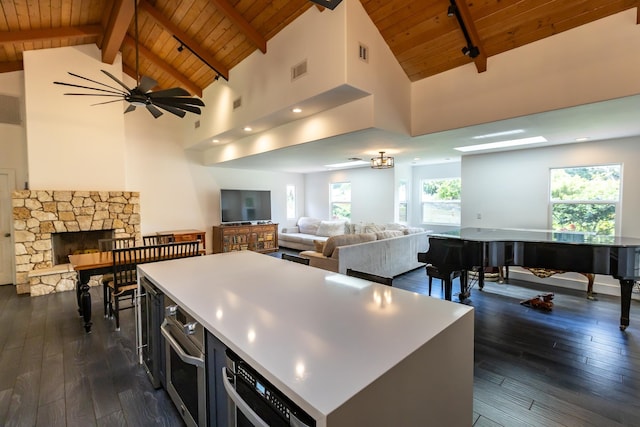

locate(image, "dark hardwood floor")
[[1, 252, 639, 426]]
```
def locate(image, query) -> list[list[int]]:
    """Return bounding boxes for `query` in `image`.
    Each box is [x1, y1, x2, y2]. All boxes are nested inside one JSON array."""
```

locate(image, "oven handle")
[[222, 367, 269, 427], [160, 320, 205, 368]]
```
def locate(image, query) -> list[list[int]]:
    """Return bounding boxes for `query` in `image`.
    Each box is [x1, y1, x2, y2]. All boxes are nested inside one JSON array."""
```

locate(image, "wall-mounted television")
[[220, 189, 272, 223]]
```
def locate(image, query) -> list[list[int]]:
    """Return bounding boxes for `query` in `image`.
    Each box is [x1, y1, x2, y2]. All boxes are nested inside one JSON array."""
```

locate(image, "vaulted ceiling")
[[1, 0, 638, 97]]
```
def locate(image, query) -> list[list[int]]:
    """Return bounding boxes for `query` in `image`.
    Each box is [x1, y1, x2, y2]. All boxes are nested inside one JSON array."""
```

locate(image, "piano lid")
[[429, 227, 640, 247]]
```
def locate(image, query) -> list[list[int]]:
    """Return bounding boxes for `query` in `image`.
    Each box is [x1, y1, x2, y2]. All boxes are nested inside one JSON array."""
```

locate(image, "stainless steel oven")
[[162, 295, 207, 427], [223, 349, 315, 427]]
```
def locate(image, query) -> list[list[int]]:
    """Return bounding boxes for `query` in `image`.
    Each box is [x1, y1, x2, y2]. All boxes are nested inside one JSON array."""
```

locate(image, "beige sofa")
[[279, 217, 348, 251], [299, 230, 429, 278]]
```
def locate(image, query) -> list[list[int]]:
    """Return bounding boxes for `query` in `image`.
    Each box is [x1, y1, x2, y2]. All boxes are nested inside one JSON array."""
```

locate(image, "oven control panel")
[[237, 364, 292, 420]]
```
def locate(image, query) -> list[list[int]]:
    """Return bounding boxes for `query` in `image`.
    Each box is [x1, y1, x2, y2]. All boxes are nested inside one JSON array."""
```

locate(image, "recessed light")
[[243, 126, 252, 132], [575, 137, 589, 142], [455, 136, 547, 152], [292, 108, 302, 113], [212, 139, 219, 143]]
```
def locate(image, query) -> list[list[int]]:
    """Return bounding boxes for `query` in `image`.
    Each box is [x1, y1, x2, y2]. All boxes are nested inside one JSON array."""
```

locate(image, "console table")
[[212, 223, 278, 254]]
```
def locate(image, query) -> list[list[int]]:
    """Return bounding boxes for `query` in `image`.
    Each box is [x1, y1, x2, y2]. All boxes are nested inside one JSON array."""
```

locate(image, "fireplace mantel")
[[12, 190, 140, 295]]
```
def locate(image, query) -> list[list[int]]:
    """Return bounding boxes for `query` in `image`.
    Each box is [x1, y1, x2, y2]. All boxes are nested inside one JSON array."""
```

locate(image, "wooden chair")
[[106, 247, 140, 331], [346, 269, 393, 286], [142, 233, 175, 246], [99, 237, 136, 317], [281, 253, 310, 265]]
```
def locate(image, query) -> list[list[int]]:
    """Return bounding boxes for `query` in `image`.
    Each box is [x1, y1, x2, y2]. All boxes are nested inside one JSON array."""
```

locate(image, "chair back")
[[346, 268, 393, 286], [281, 253, 310, 265], [99, 236, 136, 251], [111, 246, 140, 291], [142, 233, 175, 246]]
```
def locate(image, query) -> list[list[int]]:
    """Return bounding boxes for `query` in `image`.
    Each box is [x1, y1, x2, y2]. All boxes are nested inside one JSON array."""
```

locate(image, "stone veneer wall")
[[12, 190, 140, 296]]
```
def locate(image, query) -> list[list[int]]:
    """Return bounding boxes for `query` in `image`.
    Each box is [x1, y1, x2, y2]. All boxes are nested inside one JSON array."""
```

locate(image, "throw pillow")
[[313, 240, 325, 253], [316, 220, 346, 237], [403, 227, 426, 234], [363, 223, 385, 233], [298, 217, 322, 235], [385, 223, 407, 231], [322, 233, 377, 257]]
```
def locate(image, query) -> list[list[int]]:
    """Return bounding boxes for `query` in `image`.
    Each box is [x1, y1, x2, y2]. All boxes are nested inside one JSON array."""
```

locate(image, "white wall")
[[461, 137, 640, 295], [23, 45, 127, 190], [305, 167, 395, 224], [411, 9, 640, 136], [0, 71, 27, 189]]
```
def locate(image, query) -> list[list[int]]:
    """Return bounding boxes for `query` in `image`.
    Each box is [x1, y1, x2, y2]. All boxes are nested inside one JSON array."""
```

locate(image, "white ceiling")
[[208, 93, 640, 174]]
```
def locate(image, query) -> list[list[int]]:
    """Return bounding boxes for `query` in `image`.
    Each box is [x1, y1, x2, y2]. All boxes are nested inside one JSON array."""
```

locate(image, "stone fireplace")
[[12, 190, 140, 296]]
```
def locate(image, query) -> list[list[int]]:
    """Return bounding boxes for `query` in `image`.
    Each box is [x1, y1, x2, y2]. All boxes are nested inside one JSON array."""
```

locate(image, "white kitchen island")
[[138, 251, 474, 427]]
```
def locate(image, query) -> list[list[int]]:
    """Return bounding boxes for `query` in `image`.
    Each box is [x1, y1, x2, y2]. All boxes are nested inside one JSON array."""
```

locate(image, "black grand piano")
[[418, 227, 640, 330]]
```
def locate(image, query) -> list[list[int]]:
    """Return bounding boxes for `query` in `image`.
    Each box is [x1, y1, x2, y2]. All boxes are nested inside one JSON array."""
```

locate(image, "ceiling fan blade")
[[54, 81, 126, 96], [138, 76, 158, 93], [67, 72, 128, 95], [146, 104, 164, 118], [90, 99, 126, 106], [62, 93, 123, 97], [152, 102, 187, 118], [124, 104, 136, 114], [150, 96, 205, 107], [153, 101, 201, 115], [148, 87, 191, 98], [101, 70, 132, 92]]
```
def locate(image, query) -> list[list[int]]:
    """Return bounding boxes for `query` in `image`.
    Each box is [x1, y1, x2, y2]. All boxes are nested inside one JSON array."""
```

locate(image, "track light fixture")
[[447, 0, 480, 59], [177, 43, 184, 52]]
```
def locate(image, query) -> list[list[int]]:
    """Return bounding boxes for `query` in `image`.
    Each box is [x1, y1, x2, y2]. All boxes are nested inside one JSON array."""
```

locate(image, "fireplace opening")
[[51, 230, 115, 265]]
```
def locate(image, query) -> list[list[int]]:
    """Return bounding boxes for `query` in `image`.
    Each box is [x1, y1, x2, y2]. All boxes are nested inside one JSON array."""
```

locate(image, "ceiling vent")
[[194, 119, 200, 129], [233, 97, 242, 110], [0, 94, 21, 125], [359, 43, 369, 63], [291, 60, 308, 81]]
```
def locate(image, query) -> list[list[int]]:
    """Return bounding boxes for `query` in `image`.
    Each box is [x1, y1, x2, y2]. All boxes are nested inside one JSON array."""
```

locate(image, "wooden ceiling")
[[0, 0, 638, 97]]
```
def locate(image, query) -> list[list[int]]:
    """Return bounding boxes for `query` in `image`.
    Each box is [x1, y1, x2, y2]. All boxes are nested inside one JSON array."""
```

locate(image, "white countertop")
[[138, 251, 473, 420]]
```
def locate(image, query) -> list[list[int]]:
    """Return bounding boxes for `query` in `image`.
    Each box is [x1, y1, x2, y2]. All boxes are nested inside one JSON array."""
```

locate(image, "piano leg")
[[619, 279, 634, 331]]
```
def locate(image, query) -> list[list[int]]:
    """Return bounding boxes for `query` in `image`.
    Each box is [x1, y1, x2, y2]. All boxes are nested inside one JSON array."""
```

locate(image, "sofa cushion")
[[297, 217, 322, 235], [375, 230, 405, 240], [403, 227, 426, 234], [323, 233, 377, 257], [313, 240, 325, 252], [316, 220, 347, 237]]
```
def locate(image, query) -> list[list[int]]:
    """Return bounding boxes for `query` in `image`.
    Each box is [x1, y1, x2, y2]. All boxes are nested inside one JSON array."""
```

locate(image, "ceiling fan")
[[53, 0, 204, 119]]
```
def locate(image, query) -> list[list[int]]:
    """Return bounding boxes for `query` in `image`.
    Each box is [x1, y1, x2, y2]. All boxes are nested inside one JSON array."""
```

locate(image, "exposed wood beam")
[[123, 35, 203, 97], [208, 0, 266, 53], [0, 61, 23, 73], [101, 0, 135, 64], [454, 0, 487, 74], [138, 0, 229, 80], [0, 25, 102, 44]]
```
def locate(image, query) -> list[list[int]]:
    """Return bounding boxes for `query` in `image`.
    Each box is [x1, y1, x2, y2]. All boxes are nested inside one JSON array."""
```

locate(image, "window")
[[421, 178, 461, 225], [286, 185, 296, 219], [330, 182, 351, 220], [550, 164, 621, 235], [398, 180, 407, 222]]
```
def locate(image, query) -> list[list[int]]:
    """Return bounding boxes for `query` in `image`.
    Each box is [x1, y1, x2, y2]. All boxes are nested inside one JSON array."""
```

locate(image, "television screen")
[[220, 189, 272, 223]]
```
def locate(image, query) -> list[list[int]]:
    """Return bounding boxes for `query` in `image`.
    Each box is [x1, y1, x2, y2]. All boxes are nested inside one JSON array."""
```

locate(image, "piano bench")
[[426, 265, 464, 300]]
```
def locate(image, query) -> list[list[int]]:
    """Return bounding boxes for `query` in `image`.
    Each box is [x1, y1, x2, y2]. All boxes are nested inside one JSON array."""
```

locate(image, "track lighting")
[[447, 0, 480, 59], [177, 44, 184, 52]]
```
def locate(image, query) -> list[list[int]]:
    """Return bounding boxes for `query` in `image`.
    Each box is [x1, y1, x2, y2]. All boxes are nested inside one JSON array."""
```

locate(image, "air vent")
[[291, 60, 308, 81], [194, 120, 200, 129], [359, 43, 369, 63], [233, 97, 242, 110], [0, 94, 21, 124]]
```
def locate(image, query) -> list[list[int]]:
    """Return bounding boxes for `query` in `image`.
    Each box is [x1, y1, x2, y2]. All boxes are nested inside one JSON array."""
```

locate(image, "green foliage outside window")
[[421, 178, 461, 224], [550, 165, 620, 235], [330, 182, 351, 220]]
